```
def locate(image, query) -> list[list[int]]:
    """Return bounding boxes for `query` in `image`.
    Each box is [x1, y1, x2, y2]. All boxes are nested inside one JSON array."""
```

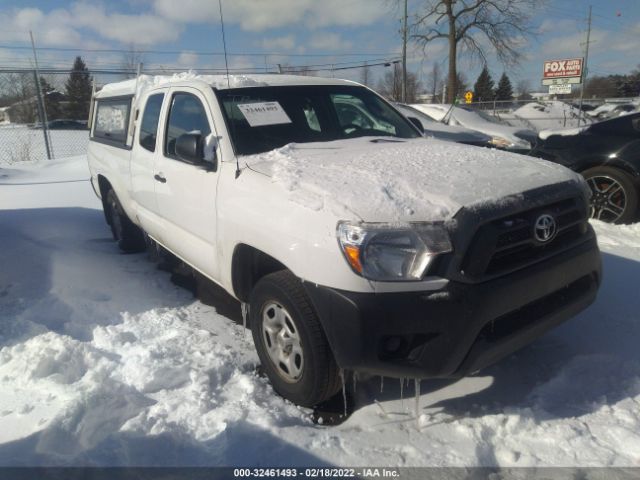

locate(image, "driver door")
[[153, 87, 220, 279]]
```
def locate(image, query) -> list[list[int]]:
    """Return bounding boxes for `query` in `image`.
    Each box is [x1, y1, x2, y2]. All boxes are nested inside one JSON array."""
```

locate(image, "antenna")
[[218, 0, 231, 90], [218, 0, 241, 178]]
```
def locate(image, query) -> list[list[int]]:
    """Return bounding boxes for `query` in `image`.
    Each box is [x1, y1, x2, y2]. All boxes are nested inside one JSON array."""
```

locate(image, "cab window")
[[139, 93, 164, 152], [165, 93, 211, 158]]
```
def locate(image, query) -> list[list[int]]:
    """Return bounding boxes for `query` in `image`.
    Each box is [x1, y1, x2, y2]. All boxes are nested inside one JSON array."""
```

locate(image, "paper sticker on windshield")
[[237, 102, 291, 127]]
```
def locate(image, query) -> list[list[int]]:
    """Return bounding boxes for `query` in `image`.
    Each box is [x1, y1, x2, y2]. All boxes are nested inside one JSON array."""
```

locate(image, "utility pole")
[[30, 30, 52, 160], [578, 5, 592, 127], [401, 0, 408, 103]]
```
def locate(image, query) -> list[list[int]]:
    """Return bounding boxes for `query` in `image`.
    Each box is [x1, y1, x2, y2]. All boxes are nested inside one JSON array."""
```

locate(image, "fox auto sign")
[[543, 58, 583, 79]]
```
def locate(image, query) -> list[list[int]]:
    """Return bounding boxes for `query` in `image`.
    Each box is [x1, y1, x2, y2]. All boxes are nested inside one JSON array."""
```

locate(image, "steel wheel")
[[587, 175, 627, 223], [261, 301, 304, 382], [250, 270, 341, 407]]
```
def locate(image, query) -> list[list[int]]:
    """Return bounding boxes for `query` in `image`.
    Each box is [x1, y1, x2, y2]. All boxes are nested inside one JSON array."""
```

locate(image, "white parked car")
[[592, 103, 638, 120], [394, 103, 492, 147], [87, 73, 601, 407], [411, 103, 537, 152]]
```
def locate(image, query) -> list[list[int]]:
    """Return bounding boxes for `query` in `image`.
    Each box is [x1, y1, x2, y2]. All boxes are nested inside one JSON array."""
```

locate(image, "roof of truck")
[[95, 72, 359, 99]]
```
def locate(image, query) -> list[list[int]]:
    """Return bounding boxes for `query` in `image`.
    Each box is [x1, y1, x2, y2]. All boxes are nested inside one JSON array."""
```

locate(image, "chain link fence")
[[2, 67, 639, 164], [459, 97, 639, 132], [0, 70, 125, 164]]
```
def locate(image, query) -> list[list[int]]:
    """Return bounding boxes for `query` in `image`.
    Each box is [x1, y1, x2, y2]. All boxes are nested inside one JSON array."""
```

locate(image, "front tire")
[[582, 166, 638, 224], [250, 270, 341, 407], [105, 189, 146, 252]]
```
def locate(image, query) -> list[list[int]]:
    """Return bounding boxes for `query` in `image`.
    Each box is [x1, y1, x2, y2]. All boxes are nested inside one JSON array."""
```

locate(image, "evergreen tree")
[[495, 72, 514, 101], [40, 77, 63, 121], [473, 66, 495, 102], [65, 56, 92, 120]]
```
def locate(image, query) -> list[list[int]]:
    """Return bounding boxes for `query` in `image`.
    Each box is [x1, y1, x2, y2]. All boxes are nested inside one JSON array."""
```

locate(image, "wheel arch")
[[577, 157, 640, 186], [231, 244, 288, 303]]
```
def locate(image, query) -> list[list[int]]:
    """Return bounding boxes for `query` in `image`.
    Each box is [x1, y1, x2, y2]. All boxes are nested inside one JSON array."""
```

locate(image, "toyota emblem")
[[533, 214, 557, 243]]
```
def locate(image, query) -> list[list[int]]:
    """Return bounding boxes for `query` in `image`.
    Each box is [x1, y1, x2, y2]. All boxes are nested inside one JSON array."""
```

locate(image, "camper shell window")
[[92, 96, 132, 148]]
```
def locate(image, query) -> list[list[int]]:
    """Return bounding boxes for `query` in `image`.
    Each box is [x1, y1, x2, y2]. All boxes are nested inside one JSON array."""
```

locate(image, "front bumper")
[[303, 235, 601, 378]]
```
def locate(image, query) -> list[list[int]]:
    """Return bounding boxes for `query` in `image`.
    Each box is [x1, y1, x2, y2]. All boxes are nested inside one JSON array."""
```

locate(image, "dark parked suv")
[[531, 113, 640, 224]]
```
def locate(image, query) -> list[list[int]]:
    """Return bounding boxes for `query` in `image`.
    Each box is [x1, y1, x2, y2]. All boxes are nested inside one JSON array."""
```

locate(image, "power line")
[[0, 58, 400, 76], [0, 44, 399, 58]]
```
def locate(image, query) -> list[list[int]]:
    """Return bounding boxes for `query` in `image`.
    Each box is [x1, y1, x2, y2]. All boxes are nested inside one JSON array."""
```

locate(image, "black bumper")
[[303, 237, 601, 379]]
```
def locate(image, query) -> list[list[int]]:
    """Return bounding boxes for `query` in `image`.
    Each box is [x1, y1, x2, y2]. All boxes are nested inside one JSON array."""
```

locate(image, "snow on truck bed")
[[1, 155, 640, 467], [97, 71, 355, 99]]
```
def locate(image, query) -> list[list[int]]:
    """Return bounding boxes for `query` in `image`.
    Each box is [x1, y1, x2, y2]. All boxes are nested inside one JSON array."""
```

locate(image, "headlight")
[[488, 136, 513, 149], [337, 222, 452, 281], [489, 136, 531, 150]]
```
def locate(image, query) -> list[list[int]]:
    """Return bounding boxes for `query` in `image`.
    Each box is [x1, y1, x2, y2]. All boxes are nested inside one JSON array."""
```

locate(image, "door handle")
[[154, 174, 167, 183]]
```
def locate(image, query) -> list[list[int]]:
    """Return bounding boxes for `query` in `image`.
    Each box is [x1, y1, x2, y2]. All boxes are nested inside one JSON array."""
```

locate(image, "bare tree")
[[516, 79, 532, 100], [0, 73, 37, 124], [121, 45, 144, 78], [377, 63, 422, 103], [426, 62, 441, 102], [412, 0, 540, 103]]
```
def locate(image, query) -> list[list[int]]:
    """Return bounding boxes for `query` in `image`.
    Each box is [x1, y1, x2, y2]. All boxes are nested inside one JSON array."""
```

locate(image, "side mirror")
[[175, 133, 204, 164], [408, 117, 425, 134]]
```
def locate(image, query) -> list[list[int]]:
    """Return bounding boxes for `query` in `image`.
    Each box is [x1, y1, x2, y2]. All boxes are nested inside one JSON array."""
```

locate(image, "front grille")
[[462, 197, 589, 280]]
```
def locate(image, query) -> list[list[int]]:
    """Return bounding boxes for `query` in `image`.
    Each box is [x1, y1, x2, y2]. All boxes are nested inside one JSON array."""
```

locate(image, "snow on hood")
[[244, 137, 582, 222]]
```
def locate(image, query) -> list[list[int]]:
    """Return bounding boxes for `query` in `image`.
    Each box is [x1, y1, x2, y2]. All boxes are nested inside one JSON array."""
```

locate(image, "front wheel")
[[582, 166, 639, 224], [250, 270, 341, 407]]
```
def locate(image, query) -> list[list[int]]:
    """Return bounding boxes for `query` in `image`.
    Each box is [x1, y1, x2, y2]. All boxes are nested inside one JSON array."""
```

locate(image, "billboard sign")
[[543, 58, 583, 80]]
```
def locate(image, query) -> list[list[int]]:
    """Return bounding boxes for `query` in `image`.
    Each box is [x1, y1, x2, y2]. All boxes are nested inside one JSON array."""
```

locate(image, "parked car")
[[587, 103, 638, 121], [601, 104, 638, 119], [411, 103, 537, 153], [394, 103, 492, 147], [532, 112, 640, 224], [32, 119, 89, 130], [88, 74, 601, 407]]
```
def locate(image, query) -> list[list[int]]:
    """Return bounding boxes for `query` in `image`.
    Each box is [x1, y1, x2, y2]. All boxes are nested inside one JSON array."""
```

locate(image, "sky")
[[0, 0, 638, 93]]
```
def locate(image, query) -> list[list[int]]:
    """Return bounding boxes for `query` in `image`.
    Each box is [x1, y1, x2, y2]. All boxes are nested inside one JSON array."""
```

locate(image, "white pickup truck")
[[88, 73, 601, 407]]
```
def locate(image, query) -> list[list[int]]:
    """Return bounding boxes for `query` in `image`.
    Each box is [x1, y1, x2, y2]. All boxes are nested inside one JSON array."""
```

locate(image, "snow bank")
[[0, 126, 88, 164], [513, 102, 589, 132], [2, 155, 640, 467]]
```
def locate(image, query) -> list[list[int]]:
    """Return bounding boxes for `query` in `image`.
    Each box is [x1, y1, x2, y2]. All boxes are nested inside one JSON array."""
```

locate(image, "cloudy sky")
[[0, 0, 638, 92]]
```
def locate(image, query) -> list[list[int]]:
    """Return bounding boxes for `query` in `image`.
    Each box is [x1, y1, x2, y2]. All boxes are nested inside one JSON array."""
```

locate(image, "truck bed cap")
[[95, 72, 357, 99]]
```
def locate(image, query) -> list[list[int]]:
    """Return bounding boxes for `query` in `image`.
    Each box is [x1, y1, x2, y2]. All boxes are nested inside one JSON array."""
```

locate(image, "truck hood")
[[243, 137, 583, 223]]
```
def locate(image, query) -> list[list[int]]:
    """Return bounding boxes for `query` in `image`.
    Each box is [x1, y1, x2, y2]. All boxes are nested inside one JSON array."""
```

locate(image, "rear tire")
[[582, 166, 638, 224], [105, 189, 146, 253], [250, 270, 341, 407]]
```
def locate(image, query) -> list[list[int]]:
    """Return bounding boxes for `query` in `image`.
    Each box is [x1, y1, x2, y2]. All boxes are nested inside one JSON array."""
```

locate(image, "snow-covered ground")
[[0, 125, 89, 164], [1, 156, 640, 467], [503, 101, 590, 132]]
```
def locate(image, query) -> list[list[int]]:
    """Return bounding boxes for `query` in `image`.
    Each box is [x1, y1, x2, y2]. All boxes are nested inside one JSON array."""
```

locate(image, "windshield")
[[215, 85, 420, 156]]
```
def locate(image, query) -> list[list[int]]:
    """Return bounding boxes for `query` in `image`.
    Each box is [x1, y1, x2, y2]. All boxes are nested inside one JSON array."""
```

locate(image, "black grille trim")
[[461, 197, 590, 280]]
